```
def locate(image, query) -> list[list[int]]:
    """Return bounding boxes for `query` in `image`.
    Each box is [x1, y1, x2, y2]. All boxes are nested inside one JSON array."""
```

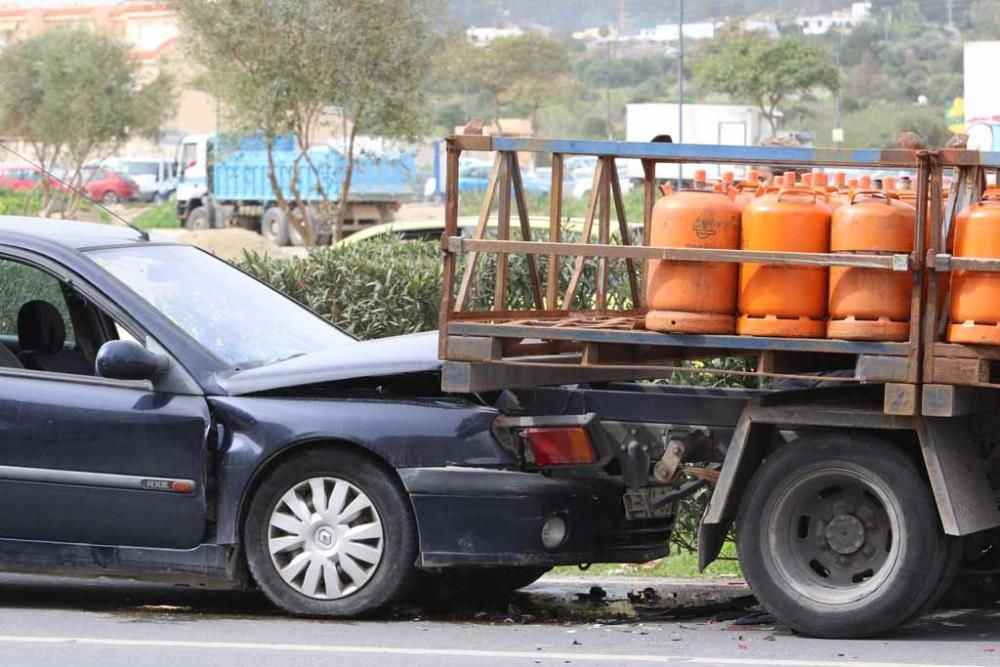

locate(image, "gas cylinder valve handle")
[[849, 190, 896, 205], [977, 189, 1000, 204], [776, 187, 818, 203]]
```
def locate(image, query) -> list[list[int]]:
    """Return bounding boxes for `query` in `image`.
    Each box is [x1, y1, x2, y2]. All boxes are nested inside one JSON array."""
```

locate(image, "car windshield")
[[90, 244, 353, 368]]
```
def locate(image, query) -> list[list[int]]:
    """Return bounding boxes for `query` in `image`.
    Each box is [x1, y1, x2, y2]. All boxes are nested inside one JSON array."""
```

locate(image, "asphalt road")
[[0, 573, 998, 667]]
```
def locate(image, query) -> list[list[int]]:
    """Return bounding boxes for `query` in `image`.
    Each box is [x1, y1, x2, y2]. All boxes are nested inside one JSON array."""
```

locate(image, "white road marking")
[[0, 635, 984, 667]]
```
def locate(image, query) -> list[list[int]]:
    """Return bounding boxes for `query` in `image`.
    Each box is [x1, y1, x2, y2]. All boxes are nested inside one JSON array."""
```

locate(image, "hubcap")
[[267, 477, 384, 600], [766, 468, 900, 605], [826, 514, 866, 555]]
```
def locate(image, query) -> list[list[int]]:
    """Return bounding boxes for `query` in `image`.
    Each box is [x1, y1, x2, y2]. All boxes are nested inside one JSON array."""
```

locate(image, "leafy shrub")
[[235, 237, 443, 340]]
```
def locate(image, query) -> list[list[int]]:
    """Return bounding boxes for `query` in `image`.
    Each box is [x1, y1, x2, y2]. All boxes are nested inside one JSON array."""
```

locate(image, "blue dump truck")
[[175, 134, 416, 245]]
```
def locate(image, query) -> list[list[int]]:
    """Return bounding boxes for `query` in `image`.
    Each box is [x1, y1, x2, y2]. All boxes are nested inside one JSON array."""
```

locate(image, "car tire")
[[261, 207, 290, 246], [101, 191, 119, 205], [413, 566, 550, 602], [185, 206, 211, 231], [244, 449, 418, 617], [737, 433, 948, 638]]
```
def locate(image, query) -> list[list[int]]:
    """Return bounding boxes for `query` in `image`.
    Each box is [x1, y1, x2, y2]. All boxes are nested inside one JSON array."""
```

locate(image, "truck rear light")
[[522, 427, 596, 465]]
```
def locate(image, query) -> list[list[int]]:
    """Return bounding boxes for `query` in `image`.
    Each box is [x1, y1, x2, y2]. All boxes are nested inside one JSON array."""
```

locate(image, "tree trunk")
[[492, 94, 502, 134], [334, 106, 362, 242], [265, 136, 291, 217], [287, 147, 314, 245]]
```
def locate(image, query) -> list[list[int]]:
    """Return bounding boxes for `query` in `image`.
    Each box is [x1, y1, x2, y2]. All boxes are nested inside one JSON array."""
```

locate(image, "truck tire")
[[185, 206, 211, 231], [244, 449, 418, 618], [736, 433, 950, 638], [413, 566, 550, 602], [261, 207, 290, 246]]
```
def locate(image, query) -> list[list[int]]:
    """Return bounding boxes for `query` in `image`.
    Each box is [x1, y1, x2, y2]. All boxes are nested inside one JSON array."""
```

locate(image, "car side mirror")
[[96, 340, 168, 381]]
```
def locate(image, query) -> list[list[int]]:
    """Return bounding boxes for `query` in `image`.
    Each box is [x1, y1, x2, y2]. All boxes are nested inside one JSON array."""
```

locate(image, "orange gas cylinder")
[[732, 170, 761, 211], [738, 174, 832, 338], [947, 189, 1000, 344], [827, 191, 916, 341], [801, 173, 813, 188], [722, 171, 735, 193], [645, 176, 742, 334], [815, 172, 845, 212], [834, 172, 847, 191]]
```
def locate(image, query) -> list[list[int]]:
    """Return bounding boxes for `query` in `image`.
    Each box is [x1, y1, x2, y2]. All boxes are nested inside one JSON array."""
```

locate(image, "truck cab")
[[175, 134, 213, 228]]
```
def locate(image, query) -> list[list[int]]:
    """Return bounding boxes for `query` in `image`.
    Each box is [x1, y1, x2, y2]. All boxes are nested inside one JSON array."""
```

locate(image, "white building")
[[629, 18, 778, 43], [466, 26, 524, 46], [635, 21, 717, 42], [795, 2, 871, 35]]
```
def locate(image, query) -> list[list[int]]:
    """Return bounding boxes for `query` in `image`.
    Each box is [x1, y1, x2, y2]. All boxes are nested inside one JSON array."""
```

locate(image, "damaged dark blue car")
[[0, 217, 729, 617]]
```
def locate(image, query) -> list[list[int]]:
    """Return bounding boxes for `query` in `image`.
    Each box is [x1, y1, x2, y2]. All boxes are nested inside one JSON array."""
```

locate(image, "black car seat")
[[0, 341, 21, 369], [17, 300, 93, 375]]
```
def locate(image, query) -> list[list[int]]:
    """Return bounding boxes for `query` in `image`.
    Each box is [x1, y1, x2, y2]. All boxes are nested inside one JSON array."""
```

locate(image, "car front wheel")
[[244, 449, 418, 617]]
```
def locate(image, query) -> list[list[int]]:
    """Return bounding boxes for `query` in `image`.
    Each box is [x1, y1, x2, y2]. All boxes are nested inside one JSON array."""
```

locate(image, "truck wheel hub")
[[826, 514, 866, 555]]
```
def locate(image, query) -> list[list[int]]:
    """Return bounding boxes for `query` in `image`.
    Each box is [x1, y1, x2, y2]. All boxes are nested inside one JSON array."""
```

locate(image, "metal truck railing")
[[438, 134, 1000, 413]]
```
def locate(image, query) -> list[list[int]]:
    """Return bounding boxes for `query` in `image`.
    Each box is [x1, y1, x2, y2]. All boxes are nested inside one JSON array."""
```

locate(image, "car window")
[[0, 258, 75, 342], [0, 259, 75, 340], [127, 162, 160, 177]]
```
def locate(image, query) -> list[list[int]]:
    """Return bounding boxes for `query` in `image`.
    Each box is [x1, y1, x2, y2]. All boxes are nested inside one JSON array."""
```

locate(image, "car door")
[[0, 253, 211, 549]]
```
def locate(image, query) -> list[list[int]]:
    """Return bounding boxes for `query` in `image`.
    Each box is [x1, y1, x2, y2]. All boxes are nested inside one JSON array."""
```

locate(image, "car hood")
[[217, 331, 442, 395]]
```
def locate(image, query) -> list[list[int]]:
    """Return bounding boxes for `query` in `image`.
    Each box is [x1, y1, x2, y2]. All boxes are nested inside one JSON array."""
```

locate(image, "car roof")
[[0, 216, 164, 251]]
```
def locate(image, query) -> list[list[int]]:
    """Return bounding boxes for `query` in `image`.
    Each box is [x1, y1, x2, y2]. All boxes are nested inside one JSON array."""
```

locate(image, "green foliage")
[[454, 33, 577, 128], [132, 201, 181, 230], [0, 187, 109, 223], [0, 27, 174, 214], [0, 188, 44, 217], [235, 238, 443, 340], [693, 27, 840, 133], [839, 101, 950, 149]]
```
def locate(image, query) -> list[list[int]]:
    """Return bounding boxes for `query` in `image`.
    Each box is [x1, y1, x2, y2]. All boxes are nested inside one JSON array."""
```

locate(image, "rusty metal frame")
[[439, 135, 980, 396]]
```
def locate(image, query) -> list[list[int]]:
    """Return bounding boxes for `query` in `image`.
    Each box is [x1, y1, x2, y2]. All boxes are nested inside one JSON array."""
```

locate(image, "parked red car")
[[0, 167, 47, 191], [81, 168, 139, 204]]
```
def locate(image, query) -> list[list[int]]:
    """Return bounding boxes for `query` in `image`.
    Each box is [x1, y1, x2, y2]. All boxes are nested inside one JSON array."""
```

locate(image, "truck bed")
[[438, 135, 1000, 415]]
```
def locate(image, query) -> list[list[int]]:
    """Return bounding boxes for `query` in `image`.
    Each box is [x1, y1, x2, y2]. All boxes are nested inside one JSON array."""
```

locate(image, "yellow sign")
[[947, 97, 965, 134]]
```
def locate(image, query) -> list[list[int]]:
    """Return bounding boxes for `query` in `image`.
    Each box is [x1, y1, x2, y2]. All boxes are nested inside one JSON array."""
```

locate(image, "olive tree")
[[0, 27, 174, 215], [694, 28, 840, 135], [174, 0, 435, 242]]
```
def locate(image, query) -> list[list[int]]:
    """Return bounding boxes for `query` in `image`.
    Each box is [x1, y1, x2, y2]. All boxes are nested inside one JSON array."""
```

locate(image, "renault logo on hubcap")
[[316, 527, 334, 547]]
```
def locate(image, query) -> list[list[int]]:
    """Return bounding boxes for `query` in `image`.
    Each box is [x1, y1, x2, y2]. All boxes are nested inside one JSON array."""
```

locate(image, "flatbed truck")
[[437, 134, 1000, 638]]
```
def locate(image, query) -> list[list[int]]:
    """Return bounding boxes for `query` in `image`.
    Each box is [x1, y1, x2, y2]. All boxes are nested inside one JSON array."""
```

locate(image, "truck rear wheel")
[[737, 433, 950, 638], [261, 207, 290, 246]]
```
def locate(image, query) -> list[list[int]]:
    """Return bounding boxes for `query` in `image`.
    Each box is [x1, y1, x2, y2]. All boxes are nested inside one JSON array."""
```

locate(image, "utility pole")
[[947, 0, 954, 29], [677, 0, 684, 143], [833, 32, 843, 147], [605, 31, 612, 140]]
